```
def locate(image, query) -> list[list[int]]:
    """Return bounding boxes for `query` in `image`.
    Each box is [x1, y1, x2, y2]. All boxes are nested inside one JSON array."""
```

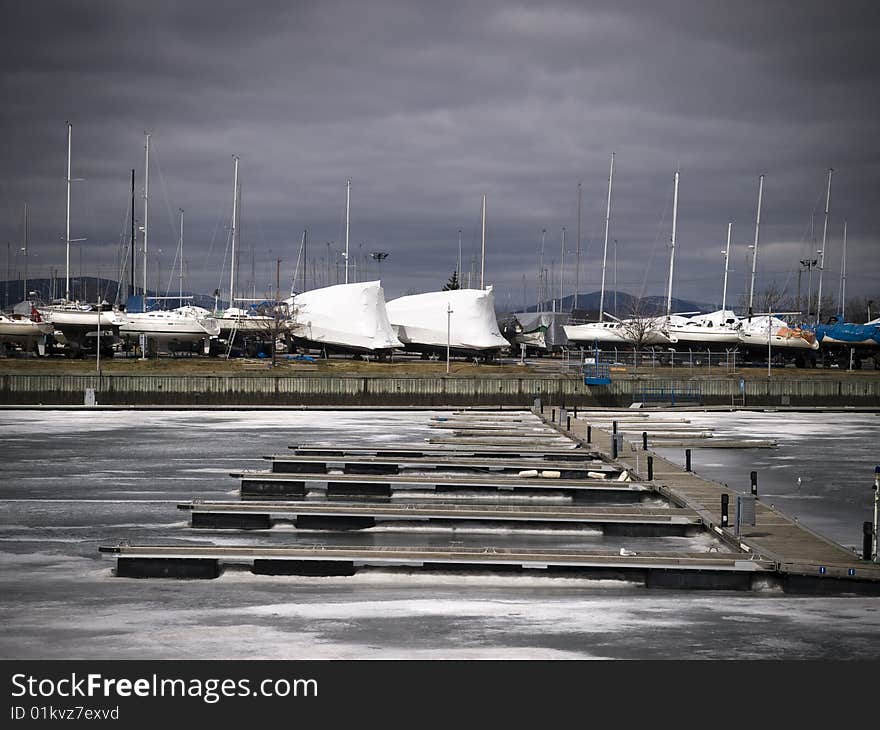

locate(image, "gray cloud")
[[1, 0, 877, 311]]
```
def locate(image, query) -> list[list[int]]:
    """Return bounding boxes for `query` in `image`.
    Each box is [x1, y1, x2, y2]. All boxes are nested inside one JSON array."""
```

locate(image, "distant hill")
[[520, 290, 715, 318], [0, 277, 221, 311]]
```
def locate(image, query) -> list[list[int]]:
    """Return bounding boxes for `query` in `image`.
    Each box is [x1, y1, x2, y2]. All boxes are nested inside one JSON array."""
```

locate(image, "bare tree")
[[617, 298, 666, 364], [248, 259, 298, 366]]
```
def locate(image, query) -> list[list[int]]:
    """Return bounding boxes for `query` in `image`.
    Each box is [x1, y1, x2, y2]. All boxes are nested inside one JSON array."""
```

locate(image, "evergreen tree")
[[442, 270, 460, 291]]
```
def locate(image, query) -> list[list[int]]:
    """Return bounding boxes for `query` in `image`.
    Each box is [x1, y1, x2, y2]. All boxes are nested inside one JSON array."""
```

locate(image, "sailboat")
[[285, 280, 401, 355], [386, 194, 508, 359], [0, 306, 54, 355], [664, 223, 742, 351], [386, 286, 508, 357], [119, 133, 220, 355], [812, 222, 880, 367], [564, 160, 675, 349], [37, 122, 129, 355], [735, 174, 819, 361]]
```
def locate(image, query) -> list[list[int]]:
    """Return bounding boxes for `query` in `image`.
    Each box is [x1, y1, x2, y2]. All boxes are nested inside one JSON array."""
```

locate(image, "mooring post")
[[750, 470, 758, 496], [721, 494, 729, 528], [642, 431, 648, 451], [685, 448, 692, 472], [864, 521, 873, 561], [586, 424, 592, 443], [872, 465, 879, 562], [647, 455, 654, 481]]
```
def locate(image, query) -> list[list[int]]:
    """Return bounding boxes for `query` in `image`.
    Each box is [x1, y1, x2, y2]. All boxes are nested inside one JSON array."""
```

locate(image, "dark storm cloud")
[[1, 0, 878, 310]]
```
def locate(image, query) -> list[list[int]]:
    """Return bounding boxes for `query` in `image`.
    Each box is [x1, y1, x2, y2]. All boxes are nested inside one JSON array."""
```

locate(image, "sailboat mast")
[[143, 133, 150, 309], [722, 221, 732, 312], [599, 152, 615, 321], [816, 168, 833, 325], [480, 193, 486, 289], [302, 228, 308, 292], [457, 228, 462, 287], [130, 169, 135, 300], [344, 178, 351, 284], [22, 202, 28, 300], [558, 226, 565, 304], [665, 169, 680, 318], [839, 219, 847, 320], [178, 208, 184, 307], [574, 181, 581, 312], [229, 155, 239, 309], [65, 122, 72, 301], [538, 228, 546, 312], [748, 174, 764, 317]]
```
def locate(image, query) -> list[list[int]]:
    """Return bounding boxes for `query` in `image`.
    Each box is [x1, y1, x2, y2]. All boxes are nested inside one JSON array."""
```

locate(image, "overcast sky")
[[1, 0, 878, 311]]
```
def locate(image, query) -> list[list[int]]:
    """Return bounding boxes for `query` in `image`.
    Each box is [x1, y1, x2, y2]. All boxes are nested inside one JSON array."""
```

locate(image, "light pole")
[[370, 251, 389, 281], [446, 302, 453, 374]]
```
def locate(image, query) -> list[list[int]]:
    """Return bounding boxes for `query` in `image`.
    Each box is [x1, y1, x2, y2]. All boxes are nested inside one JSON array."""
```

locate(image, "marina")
[[81, 407, 880, 593], [2, 406, 879, 660]]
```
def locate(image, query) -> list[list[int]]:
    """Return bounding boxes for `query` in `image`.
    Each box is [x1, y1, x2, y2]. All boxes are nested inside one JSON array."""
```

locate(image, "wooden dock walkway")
[[539, 407, 880, 588]]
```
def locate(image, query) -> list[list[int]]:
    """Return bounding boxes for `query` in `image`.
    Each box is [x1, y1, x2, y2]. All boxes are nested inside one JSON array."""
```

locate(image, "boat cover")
[[386, 287, 509, 351], [286, 281, 401, 351]]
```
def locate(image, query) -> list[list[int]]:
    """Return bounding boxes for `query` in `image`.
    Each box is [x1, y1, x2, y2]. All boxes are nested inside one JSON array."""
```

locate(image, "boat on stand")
[[37, 122, 129, 356], [119, 133, 220, 356]]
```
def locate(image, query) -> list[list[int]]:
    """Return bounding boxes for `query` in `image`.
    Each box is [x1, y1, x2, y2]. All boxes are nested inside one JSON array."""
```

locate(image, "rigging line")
[[206, 205, 226, 294], [113, 192, 134, 304], [638, 183, 673, 302], [217, 223, 233, 307]]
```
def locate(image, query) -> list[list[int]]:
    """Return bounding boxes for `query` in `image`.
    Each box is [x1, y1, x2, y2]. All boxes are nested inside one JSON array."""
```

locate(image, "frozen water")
[[1, 408, 879, 659]]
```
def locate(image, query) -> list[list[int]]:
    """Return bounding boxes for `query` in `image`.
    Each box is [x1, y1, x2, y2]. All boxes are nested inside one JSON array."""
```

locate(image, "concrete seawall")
[[2, 373, 880, 407]]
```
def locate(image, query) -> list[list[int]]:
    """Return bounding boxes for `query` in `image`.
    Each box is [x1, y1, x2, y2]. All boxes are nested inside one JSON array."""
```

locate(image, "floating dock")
[[264, 454, 618, 478], [99, 543, 771, 589], [98, 407, 880, 593], [234, 470, 648, 499], [179, 500, 699, 535]]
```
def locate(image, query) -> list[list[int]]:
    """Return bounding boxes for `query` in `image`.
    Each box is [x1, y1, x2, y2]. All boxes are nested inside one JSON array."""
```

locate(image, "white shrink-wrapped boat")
[[285, 280, 401, 355], [386, 287, 509, 356]]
